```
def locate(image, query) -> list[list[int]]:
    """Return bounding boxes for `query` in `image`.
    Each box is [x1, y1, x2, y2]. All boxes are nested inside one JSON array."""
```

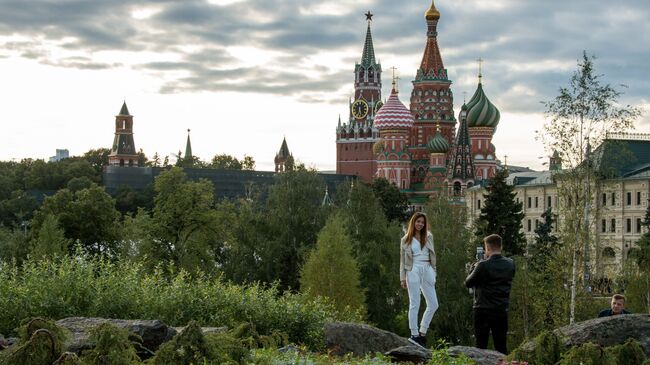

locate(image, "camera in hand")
[[476, 246, 485, 261]]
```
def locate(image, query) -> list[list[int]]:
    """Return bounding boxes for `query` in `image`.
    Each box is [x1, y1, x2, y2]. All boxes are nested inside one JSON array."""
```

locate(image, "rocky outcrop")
[[517, 314, 650, 356], [325, 322, 411, 356], [56, 317, 176, 354], [557, 314, 650, 355], [449, 346, 506, 365], [385, 345, 432, 363]]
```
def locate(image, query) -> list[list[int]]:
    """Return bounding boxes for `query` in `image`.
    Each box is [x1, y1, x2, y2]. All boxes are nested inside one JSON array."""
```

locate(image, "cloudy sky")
[[1, 0, 648, 171]]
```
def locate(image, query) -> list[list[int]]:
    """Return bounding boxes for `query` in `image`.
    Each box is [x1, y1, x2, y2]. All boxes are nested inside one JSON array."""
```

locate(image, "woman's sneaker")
[[408, 335, 427, 349]]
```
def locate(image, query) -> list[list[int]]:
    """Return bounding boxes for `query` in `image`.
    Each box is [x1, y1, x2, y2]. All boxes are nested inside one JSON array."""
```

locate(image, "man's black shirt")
[[465, 254, 516, 311]]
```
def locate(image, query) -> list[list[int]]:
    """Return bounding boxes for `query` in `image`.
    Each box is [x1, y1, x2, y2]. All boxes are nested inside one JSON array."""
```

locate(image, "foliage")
[[474, 168, 526, 256], [336, 180, 407, 332], [0, 189, 39, 228], [370, 178, 409, 222], [509, 330, 565, 365], [0, 225, 30, 263], [0, 318, 68, 365], [423, 195, 473, 345], [150, 321, 227, 365], [81, 322, 141, 365], [557, 342, 617, 365], [132, 167, 220, 273], [32, 185, 121, 255], [30, 214, 70, 259], [262, 168, 327, 290], [209, 154, 255, 170], [0, 254, 353, 349], [300, 213, 366, 316], [605, 339, 647, 365]]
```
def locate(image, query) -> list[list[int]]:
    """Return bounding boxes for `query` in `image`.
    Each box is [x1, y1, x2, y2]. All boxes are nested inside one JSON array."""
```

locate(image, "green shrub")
[[81, 322, 141, 365], [53, 352, 82, 364], [508, 330, 564, 364], [605, 339, 647, 365], [150, 321, 247, 365], [558, 342, 617, 365], [0, 254, 353, 350], [0, 329, 61, 365]]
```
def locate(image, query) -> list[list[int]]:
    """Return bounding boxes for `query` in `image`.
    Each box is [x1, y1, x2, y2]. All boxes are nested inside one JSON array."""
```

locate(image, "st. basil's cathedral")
[[336, 1, 501, 204]]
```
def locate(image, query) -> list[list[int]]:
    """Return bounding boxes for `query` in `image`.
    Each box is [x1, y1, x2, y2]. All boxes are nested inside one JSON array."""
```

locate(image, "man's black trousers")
[[473, 308, 508, 354]]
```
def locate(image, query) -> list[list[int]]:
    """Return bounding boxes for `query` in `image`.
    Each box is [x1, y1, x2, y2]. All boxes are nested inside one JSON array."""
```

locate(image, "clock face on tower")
[[374, 100, 384, 114], [351, 99, 369, 119]]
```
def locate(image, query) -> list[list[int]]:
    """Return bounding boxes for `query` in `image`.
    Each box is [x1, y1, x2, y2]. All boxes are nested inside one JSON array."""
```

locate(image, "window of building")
[[547, 196, 552, 208], [610, 218, 616, 233], [627, 192, 632, 206], [626, 218, 632, 233], [477, 199, 481, 209], [527, 219, 532, 232], [602, 219, 607, 233], [602, 193, 607, 205], [637, 192, 642, 205], [611, 193, 616, 206], [535, 197, 539, 208], [535, 219, 539, 229], [637, 218, 643, 233], [528, 197, 532, 208]]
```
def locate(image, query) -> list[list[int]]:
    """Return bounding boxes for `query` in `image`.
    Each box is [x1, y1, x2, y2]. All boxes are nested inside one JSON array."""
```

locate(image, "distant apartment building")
[[466, 133, 650, 278], [49, 149, 69, 162]]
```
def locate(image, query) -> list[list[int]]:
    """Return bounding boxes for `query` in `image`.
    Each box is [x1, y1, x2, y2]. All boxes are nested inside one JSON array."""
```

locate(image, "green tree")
[[423, 195, 473, 345], [32, 185, 121, 255], [530, 208, 560, 271], [209, 154, 243, 170], [242, 155, 256, 170], [300, 214, 366, 315], [0, 190, 38, 228], [0, 226, 29, 263], [82, 148, 110, 173], [30, 214, 70, 259], [337, 180, 406, 332], [371, 178, 409, 222], [474, 168, 526, 256], [539, 52, 641, 323], [136, 167, 219, 273], [262, 168, 327, 289]]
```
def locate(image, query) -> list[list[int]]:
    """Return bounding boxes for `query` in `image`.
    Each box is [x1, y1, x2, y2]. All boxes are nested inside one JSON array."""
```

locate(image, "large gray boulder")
[[556, 313, 650, 355], [324, 322, 411, 356], [448, 346, 506, 365], [516, 314, 650, 356], [56, 317, 177, 354]]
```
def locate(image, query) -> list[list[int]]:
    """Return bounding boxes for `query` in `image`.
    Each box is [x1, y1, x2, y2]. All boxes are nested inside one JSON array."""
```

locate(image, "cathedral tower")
[[447, 104, 475, 196], [374, 84, 414, 189], [408, 0, 456, 185], [108, 101, 138, 167], [336, 12, 382, 182], [275, 137, 294, 172], [466, 70, 500, 181]]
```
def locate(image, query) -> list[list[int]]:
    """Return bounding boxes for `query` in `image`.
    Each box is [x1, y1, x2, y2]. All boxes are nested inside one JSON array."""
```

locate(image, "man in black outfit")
[[598, 294, 631, 317], [464, 234, 516, 354]]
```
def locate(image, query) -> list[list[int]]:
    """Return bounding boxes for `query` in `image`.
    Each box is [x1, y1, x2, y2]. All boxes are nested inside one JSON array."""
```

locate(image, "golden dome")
[[425, 0, 440, 20]]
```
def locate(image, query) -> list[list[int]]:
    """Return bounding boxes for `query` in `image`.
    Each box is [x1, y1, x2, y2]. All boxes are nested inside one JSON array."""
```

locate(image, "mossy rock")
[[81, 322, 142, 365], [558, 342, 617, 365], [605, 339, 647, 365], [508, 330, 565, 365]]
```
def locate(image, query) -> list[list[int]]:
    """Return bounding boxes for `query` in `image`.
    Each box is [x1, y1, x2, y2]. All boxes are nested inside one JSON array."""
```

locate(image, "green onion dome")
[[427, 125, 449, 153], [465, 83, 500, 128]]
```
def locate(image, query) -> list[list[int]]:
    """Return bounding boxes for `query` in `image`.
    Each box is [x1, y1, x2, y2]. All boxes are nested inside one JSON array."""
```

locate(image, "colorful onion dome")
[[425, 0, 441, 21], [465, 83, 500, 128], [374, 89, 415, 130], [427, 125, 449, 154]]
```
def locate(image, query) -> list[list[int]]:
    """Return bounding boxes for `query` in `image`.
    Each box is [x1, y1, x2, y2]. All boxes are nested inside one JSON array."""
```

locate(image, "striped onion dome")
[[465, 83, 500, 128], [427, 125, 449, 153], [374, 89, 414, 130]]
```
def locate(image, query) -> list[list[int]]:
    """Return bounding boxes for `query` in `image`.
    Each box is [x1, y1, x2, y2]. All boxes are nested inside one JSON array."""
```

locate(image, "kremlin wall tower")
[[336, 1, 501, 204]]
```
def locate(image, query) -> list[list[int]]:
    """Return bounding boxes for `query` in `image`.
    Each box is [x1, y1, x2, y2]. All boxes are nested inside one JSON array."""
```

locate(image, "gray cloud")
[[0, 0, 647, 114]]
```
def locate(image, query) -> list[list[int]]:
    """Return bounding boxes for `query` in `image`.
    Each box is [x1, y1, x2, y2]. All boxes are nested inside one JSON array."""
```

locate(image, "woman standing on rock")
[[400, 211, 438, 348]]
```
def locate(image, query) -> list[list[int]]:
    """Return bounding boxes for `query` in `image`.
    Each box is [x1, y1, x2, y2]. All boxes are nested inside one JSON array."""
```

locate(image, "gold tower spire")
[[425, 0, 441, 20]]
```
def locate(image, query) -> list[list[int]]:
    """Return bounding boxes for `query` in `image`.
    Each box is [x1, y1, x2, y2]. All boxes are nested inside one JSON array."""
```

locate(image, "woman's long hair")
[[405, 212, 427, 248]]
